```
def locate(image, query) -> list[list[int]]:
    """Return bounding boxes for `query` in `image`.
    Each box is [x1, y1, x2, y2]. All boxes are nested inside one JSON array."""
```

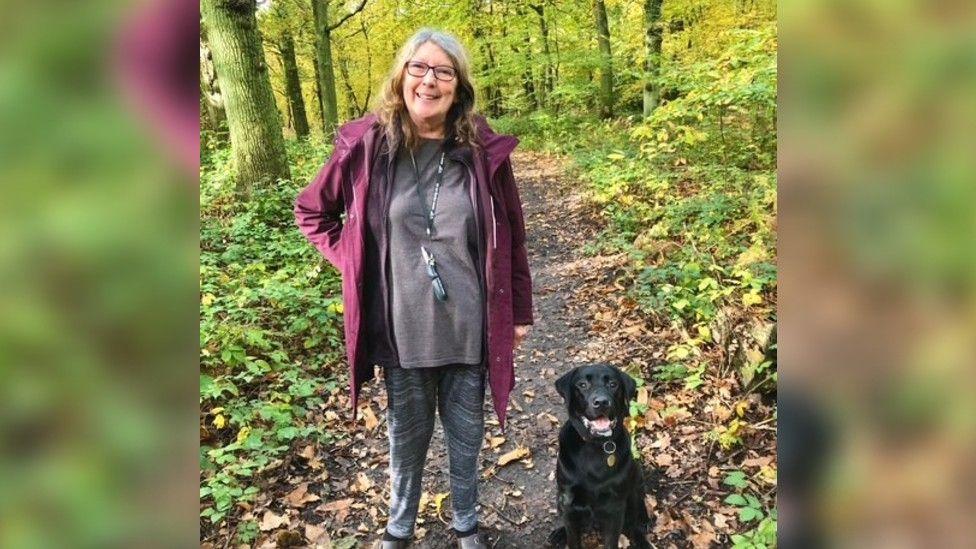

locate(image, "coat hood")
[[335, 114, 518, 175]]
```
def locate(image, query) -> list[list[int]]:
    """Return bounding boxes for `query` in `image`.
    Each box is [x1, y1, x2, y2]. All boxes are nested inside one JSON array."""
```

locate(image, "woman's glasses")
[[421, 246, 448, 302], [405, 61, 457, 82]]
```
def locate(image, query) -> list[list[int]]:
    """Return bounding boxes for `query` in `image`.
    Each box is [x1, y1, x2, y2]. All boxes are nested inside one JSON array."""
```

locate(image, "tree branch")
[[327, 0, 368, 31]]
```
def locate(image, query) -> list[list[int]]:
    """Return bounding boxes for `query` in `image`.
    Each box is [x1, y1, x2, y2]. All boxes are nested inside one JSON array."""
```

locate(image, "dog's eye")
[[607, 380, 618, 389], [576, 380, 589, 390]]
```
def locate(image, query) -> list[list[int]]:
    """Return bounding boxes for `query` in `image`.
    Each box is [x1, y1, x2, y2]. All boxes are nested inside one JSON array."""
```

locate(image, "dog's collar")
[[603, 441, 617, 467]]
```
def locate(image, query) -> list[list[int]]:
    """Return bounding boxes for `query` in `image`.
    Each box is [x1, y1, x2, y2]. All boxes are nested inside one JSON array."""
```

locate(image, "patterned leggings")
[[383, 364, 486, 539]]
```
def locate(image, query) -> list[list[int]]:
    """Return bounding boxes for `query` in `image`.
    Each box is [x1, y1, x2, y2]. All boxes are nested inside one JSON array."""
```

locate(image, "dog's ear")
[[619, 370, 638, 403], [555, 368, 577, 402]]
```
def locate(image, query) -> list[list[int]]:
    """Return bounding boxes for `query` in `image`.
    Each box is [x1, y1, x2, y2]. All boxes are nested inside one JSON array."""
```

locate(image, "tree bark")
[[280, 32, 310, 139], [312, 0, 339, 135], [313, 58, 325, 128], [592, 0, 614, 118], [337, 57, 360, 119], [530, 3, 554, 104], [643, 0, 663, 117], [200, 33, 227, 131], [201, 0, 290, 193]]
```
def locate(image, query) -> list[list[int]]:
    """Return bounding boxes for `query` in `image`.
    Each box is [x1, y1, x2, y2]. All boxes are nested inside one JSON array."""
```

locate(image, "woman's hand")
[[514, 325, 532, 348]]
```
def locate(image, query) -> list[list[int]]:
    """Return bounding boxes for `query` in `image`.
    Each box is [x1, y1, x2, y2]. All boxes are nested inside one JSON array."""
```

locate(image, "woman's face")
[[402, 41, 457, 132]]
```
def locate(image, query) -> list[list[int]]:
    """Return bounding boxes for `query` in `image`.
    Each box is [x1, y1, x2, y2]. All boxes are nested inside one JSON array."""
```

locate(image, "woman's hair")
[[374, 28, 479, 151]]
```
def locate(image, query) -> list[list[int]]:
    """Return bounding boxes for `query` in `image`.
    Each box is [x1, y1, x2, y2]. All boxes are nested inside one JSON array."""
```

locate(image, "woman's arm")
[[294, 149, 348, 268]]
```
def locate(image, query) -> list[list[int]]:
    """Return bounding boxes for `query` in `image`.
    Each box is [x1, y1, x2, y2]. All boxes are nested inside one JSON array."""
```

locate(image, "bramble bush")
[[200, 135, 347, 526]]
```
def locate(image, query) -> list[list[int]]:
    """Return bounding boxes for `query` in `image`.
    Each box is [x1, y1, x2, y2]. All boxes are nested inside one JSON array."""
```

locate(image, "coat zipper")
[[490, 196, 497, 249]]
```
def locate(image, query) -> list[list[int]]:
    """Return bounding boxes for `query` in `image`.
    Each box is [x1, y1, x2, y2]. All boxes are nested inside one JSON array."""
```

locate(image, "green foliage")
[[505, 4, 777, 400], [731, 511, 777, 549], [723, 471, 777, 547], [199, 138, 347, 524]]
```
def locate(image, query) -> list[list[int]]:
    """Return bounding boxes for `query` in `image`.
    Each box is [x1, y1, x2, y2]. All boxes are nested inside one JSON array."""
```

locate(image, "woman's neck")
[[411, 116, 446, 139]]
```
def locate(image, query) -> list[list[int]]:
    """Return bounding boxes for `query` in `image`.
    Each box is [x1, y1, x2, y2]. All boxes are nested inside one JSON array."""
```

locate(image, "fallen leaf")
[[259, 510, 289, 531], [742, 455, 774, 468], [498, 446, 531, 466], [636, 387, 649, 406], [714, 405, 732, 422], [713, 513, 730, 529], [433, 492, 449, 519], [644, 494, 657, 510], [317, 498, 353, 522], [284, 483, 320, 508], [489, 436, 506, 449], [362, 405, 379, 430], [650, 433, 672, 450], [298, 445, 316, 460], [304, 523, 331, 548], [655, 453, 673, 467], [355, 472, 373, 492], [689, 527, 715, 549], [332, 536, 357, 549]]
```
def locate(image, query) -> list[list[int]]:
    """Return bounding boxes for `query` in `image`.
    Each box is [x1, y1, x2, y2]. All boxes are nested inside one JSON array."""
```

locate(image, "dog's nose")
[[591, 395, 610, 410]]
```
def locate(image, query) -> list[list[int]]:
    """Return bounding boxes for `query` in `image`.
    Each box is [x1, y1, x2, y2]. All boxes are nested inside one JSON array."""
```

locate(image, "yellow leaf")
[[742, 292, 762, 307], [236, 426, 251, 444], [489, 436, 506, 449], [735, 400, 751, 417], [201, 293, 216, 306], [498, 445, 531, 466], [433, 492, 449, 518], [212, 414, 226, 429]]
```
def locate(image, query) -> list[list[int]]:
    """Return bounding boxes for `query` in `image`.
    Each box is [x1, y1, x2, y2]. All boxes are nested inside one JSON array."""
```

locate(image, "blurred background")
[[0, 0, 973, 546], [779, 0, 976, 546], [0, 0, 199, 547]]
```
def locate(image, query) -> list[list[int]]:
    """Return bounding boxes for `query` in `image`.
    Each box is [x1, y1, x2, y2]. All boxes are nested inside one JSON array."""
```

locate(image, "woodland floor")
[[209, 151, 777, 549]]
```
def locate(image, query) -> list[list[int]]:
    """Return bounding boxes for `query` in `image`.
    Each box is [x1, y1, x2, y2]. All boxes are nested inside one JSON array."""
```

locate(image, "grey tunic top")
[[387, 138, 484, 368]]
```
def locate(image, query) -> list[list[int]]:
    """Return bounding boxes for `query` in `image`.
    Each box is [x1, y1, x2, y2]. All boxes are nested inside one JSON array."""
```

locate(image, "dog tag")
[[607, 453, 616, 467]]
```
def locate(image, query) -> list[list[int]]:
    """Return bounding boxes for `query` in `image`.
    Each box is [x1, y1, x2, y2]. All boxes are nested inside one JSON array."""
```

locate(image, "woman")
[[294, 29, 533, 548]]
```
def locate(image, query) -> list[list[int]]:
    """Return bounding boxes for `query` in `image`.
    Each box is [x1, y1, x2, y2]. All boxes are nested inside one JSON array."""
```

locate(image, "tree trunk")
[[643, 0, 663, 117], [313, 0, 340, 136], [201, 0, 289, 193], [592, 0, 613, 118], [530, 3, 554, 103], [200, 35, 227, 131], [337, 57, 360, 119], [280, 32, 309, 139], [313, 59, 325, 129]]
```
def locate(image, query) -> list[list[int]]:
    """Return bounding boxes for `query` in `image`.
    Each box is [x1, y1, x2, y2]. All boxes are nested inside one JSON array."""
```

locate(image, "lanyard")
[[409, 148, 446, 238]]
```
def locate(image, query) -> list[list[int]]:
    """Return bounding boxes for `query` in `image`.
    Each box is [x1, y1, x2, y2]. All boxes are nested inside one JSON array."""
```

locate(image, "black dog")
[[548, 363, 651, 549]]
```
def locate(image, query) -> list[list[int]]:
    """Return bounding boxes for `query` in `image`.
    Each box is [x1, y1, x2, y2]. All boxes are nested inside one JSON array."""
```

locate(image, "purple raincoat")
[[294, 114, 533, 429]]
